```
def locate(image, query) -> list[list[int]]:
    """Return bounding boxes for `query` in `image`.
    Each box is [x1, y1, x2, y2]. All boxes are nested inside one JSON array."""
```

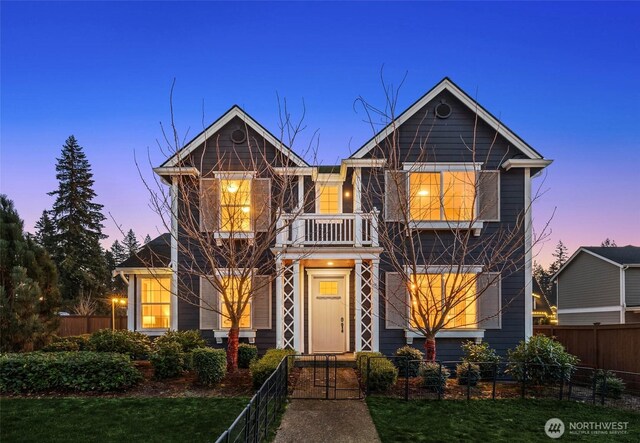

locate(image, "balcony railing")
[[276, 211, 379, 247]]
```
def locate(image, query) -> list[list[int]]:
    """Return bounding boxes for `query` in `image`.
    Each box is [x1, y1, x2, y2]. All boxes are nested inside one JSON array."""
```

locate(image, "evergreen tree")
[[144, 234, 152, 244], [533, 261, 554, 306], [1, 195, 61, 351], [48, 135, 108, 301], [549, 240, 569, 275], [601, 238, 617, 247], [110, 240, 128, 265], [34, 210, 57, 254], [122, 229, 140, 256]]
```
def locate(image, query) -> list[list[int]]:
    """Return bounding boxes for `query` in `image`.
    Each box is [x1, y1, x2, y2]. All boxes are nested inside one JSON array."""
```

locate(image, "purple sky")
[[2, 1, 639, 266]]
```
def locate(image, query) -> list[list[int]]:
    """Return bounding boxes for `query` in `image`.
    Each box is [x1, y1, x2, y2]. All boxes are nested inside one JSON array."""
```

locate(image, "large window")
[[317, 183, 341, 214], [140, 277, 171, 329], [409, 171, 475, 221], [410, 273, 476, 329], [221, 276, 251, 328], [220, 179, 251, 232]]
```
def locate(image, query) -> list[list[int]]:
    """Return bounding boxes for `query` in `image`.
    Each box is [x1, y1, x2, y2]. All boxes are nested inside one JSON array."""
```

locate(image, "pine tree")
[[144, 234, 152, 244], [549, 240, 569, 275], [0, 195, 61, 351], [122, 229, 140, 256], [48, 135, 108, 301], [34, 210, 57, 254], [110, 240, 128, 265], [601, 238, 617, 247]]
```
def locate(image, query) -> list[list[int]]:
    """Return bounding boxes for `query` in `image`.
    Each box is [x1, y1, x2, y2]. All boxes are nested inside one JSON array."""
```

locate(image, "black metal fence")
[[359, 355, 640, 410], [288, 354, 362, 399], [215, 357, 289, 443]]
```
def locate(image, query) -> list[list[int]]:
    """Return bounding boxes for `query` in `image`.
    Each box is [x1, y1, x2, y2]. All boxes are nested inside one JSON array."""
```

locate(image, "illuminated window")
[[317, 184, 340, 214], [410, 273, 476, 329], [220, 179, 251, 232], [140, 277, 171, 329], [319, 281, 338, 295], [409, 172, 475, 221], [221, 276, 251, 328]]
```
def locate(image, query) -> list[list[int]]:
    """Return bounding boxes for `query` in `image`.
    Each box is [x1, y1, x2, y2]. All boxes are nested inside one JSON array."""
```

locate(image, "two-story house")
[[116, 78, 551, 359]]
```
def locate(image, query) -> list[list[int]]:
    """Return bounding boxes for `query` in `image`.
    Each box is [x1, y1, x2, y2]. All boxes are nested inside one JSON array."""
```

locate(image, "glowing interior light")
[[241, 206, 250, 213], [344, 191, 351, 197], [418, 189, 429, 196], [327, 262, 334, 266], [227, 182, 239, 193]]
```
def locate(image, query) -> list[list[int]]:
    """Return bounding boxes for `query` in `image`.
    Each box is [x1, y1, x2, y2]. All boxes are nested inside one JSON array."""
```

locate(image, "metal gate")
[[288, 354, 362, 399]]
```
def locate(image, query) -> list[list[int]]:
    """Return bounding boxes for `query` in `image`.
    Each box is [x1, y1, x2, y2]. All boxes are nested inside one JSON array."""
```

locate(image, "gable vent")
[[435, 102, 452, 119], [230, 129, 246, 144]]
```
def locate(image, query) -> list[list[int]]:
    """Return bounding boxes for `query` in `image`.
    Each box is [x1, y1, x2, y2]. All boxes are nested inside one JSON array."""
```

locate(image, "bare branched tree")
[[356, 77, 552, 361]]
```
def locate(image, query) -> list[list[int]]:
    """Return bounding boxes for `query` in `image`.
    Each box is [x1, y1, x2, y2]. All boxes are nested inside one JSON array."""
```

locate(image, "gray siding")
[[557, 252, 620, 309], [625, 311, 640, 324], [625, 268, 640, 307], [559, 311, 621, 325]]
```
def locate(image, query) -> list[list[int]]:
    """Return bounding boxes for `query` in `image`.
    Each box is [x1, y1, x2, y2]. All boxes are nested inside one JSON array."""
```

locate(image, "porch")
[[275, 212, 379, 247]]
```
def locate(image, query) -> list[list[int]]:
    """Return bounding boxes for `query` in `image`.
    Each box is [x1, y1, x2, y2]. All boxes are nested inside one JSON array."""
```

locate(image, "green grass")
[[0, 397, 249, 443], [367, 398, 640, 442]]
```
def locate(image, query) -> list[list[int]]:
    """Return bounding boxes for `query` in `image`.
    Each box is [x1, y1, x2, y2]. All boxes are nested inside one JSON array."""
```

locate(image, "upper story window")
[[410, 273, 476, 329], [220, 275, 251, 328], [140, 277, 171, 329], [409, 171, 475, 221], [316, 183, 342, 214], [220, 179, 251, 232]]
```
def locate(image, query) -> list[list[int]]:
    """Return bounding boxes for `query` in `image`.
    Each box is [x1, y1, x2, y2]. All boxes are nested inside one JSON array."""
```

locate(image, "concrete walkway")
[[273, 400, 381, 443]]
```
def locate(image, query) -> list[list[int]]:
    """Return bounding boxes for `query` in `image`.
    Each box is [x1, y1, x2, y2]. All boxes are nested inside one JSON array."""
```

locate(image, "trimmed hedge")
[[0, 352, 142, 393], [456, 362, 481, 386], [507, 335, 578, 385], [362, 356, 398, 392], [238, 344, 258, 369], [154, 330, 206, 353], [250, 349, 296, 389], [355, 351, 383, 374], [394, 346, 424, 377], [421, 362, 450, 393], [150, 341, 184, 380], [42, 335, 91, 352], [192, 348, 227, 386], [88, 330, 152, 359]]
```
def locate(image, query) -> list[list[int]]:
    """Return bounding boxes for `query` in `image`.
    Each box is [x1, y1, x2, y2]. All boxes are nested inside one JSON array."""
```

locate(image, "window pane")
[[411, 274, 442, 328], [410, 173, 440, 220], [319, 281, 338, 295], [140, 277, 171, 329], [220, 179, 251, 232], [318, 184, 339, 214], [221, 276, 252, 329], [443, 172, 475, 221], [444, 273, 476, 328]]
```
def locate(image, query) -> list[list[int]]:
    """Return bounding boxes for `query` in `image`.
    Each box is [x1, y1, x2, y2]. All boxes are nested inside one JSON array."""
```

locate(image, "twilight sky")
[[1, 1, 639, 266]]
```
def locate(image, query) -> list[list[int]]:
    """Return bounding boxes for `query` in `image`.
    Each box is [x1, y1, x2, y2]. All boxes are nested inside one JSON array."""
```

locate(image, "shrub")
[[394, 346, 424, 377], [155, 330, 206, 353], [192, 348, 227, 386], [456, 362, 481, 386], [250, 348, 296, 389], [150, 341, 184, 380], [594, 370, 625, 399], [355, 351, 383, 374], [41, 339, 80, 352], [238, 344, 258, 369], [421, 362, 450, 393], [0, 352, 142, 393], [362, 356, 398, 392], [461, 340, 500, 379], [88, 329, 152, 359], [506, 335, 578, 385]]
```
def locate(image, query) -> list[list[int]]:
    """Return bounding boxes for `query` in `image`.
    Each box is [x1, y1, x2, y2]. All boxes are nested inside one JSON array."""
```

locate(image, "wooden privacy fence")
[[534, 324, 640, 373], [57, 316, 127, 336]]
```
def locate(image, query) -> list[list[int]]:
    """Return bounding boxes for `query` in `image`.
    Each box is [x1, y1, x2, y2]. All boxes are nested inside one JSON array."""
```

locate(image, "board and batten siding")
[[557, 252, 620, 310], [625, 268, 640, 307], [559, 311, 621, 326]]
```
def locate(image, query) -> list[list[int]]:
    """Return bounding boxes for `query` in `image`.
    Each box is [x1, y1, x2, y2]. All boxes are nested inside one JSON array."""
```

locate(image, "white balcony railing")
[[276, 211, 379, 247]]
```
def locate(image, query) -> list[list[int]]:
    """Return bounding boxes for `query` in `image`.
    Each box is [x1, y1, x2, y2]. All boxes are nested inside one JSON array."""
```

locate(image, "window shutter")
[[384, 170, 408, 222], [200, 277, 219, 330], [476, 273, 501, 329], [200, 179, 220, 231], [252, 178, 271, 232], [477, 171, 500, 221], [251, 275, 272, 329], [385, 272, 408, 329]]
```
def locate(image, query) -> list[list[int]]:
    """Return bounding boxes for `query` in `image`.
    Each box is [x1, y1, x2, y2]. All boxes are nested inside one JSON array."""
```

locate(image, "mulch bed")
[[2, 360, 255, 399]]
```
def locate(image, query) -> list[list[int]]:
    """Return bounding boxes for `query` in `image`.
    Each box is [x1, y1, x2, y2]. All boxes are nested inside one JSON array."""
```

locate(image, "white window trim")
[[213, 330, 257, 344], [405, 328, 485, 344], [136, 274, 173, 336], [315, 181, 344, 214], [402, 162, 482, 172], [557, 306, 623, 314], [213, 172, 255, 237]]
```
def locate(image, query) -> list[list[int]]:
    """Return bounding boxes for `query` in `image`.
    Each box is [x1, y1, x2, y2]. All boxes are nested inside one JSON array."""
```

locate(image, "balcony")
[[276, 211, 379, 247]]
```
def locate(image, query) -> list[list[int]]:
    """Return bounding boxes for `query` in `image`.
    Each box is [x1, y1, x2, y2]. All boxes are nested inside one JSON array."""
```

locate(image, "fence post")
[[244, 403, 251, 442], [559, 364, 564, 401], [253, 391, 260, 443], [567, 368, 573, 401], [437, 362, 442, 400], [366, 357, 371, 397], [591, 370, 597, 404], [325, 355, 330, 399], [466, 362, 471, 401], [521, 363, 527, 399], [601, 373, 607, 406], [492, 362, 497, 400], [593, 322, 600, 369], [404, 357, 409, 401]]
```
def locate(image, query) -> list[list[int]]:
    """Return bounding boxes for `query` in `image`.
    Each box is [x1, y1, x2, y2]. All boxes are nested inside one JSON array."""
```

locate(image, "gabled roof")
[[552, 245, 640, 280], [116, 233, 171, 269], [350, 77, 544, 160], [161, 105, 309, 168]]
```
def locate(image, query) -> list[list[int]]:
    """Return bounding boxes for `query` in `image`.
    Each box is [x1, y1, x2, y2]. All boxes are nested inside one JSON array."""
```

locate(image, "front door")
[[310, 276, 347, 353]]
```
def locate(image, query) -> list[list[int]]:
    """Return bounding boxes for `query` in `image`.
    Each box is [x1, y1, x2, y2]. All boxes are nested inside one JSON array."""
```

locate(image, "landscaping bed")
[[367, 398, 640, 442], [0, 397, 249, 442]]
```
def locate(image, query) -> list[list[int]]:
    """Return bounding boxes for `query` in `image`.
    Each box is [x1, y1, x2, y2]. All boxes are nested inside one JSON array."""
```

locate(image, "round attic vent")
[[231, 129, 246, 144], [435, 102, 452, 119]]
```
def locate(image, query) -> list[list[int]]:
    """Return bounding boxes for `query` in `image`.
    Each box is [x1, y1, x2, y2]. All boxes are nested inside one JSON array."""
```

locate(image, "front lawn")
[[0, 397, 248, 442], [367, 398, 640, 442]]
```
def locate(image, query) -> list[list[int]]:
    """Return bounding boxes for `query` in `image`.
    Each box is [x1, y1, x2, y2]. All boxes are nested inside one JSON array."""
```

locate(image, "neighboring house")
[[116, 78, 551, 359], [553, 246, 640, 325], [532, 280, 557, 325]]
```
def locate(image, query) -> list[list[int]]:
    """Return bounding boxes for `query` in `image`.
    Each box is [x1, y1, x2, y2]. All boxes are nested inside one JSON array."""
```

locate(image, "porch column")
[[355, 259, 376, 352], [371, 259, 380, 351], [281, 260, 301, 351], [275, 258, 283, 348], [354, 259, 363, 351]]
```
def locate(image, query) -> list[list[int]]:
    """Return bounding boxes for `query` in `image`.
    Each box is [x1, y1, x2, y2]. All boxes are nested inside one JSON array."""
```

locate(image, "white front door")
[[310, 276, 347, 353]]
